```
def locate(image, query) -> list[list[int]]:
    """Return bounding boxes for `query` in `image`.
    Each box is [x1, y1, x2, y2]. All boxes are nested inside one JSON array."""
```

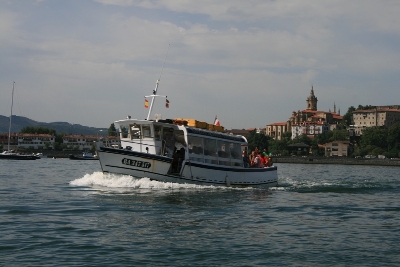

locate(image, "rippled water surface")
[[1, 159, 399, 266]]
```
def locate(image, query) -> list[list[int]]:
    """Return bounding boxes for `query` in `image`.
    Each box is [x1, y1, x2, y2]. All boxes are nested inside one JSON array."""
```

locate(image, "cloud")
[[1, 0, 400, 129]]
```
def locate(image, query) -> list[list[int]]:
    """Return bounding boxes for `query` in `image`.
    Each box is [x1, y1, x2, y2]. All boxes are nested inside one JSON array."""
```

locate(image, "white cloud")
[[1, 0, 400, 129]]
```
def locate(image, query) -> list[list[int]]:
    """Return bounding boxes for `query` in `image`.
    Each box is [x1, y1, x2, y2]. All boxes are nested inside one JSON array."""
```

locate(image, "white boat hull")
[[96, 145, 278, 187]]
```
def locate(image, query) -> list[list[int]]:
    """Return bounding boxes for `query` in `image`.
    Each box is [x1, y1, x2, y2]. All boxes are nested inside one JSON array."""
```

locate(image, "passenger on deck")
[[171, 148, 185, 173], [267, 155, 273, 167], [163, 128, 186, 157], [171, 148, 179, 172], [260, 152, 268, 167], [249, 151, 255, 166], [251, 152, 262, 168], [261, 149, 273, 167]]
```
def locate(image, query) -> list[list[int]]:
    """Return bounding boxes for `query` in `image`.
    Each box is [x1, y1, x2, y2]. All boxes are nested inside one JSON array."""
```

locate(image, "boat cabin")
[[115, 119, 247, 168]]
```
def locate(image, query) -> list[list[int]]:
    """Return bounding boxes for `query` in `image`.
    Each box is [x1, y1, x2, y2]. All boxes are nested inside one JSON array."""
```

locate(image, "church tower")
[[306, 86, 318, 110]]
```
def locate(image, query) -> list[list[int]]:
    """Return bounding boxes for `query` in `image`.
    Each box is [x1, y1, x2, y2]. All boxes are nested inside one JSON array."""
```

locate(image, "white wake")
[[69, 171, 221, 191]]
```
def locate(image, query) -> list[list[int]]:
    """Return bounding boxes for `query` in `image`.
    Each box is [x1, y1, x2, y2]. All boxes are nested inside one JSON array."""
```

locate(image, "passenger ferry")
[[95, 80, 278, 187]]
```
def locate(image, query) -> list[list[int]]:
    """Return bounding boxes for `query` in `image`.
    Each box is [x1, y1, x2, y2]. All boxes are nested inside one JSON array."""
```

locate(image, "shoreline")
[[273, 156, 400, 166]]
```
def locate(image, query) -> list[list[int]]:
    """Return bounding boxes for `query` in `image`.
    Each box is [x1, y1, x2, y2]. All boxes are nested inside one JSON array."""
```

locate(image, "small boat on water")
[[0, 82, 39, 160], [69, 151, 98, 160], [94, 79, 278, 187], [0, 150, 40, 160], [34, 153, 45, 158]]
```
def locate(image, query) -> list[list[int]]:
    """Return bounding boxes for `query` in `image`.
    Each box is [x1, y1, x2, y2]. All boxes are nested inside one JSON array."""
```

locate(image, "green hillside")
[[0, 115, 107, 136]]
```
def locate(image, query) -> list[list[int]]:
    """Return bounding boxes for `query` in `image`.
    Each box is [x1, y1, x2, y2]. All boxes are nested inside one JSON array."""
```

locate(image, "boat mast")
[[146, 79, 160, 120], [7, 82, 15, 152]]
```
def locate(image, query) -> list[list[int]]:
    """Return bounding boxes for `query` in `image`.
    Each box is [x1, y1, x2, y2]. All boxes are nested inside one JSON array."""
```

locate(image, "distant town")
[[1, 87, 400, 158]]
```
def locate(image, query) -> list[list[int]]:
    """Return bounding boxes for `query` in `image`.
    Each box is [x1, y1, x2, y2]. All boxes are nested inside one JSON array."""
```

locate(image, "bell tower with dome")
[[306, 86, 318, 110]]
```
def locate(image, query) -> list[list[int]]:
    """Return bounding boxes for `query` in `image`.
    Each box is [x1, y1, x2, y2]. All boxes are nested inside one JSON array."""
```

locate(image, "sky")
[[1, 0, 400, 130]]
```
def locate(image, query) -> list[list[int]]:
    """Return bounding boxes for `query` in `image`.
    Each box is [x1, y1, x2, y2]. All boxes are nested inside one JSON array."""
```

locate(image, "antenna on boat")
[[145, 44, 170, 120]]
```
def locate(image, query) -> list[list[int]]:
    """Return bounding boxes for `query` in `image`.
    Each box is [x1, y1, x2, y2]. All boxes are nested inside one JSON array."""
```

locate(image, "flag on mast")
[[144, 99, 149, 108], [214, 116, 220, 126]]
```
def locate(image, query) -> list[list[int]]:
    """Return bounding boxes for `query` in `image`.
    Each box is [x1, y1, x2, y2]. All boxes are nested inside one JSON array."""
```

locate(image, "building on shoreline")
[[267, 87, 342, 140], [63, 134, 120, 150], [324, 141, 351, 157], [18, 133, 55, 150], [348, 107, 400, 136], [0, 132, 120, 151]]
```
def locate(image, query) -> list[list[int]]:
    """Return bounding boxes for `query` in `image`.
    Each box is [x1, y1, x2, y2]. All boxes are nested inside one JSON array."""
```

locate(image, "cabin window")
[[154, 125, 162, 140], [142, 125, 151, 138], [121, 126, 129, 138], [217, 140, 230, 158], [188, 136, 204, 162], [230, 143, 242, 160], [203, 138, 218, 164], [188, 136, 203, 155], [217, 140, 231, 166], [129, 124, 141, 139], [204, 138, 217, 157]]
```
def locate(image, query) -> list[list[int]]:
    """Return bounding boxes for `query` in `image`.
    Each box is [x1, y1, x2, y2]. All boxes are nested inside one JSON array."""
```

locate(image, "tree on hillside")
[[247, 130, 271, 152], [342, 106, 356, 126], [291, 134, 312, 146], [20, 126, 56, 135], [386, 124, 400, 157], [108, 123, 117, 136], [53, 133, 66, 151], [387, 124, 400, 151], [268, 132, 292, 156], [360, 127, 388, 154], [357, 105, 375, 110]]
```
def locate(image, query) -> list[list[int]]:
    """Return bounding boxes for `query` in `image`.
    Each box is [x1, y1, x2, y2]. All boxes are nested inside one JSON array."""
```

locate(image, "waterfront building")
[[267, 87, 342, 140], [0, 133, 18, 150], [325, 141, 351, 157], [349, 107, 400, 136], [63, 134, 120, 150], [63, 135, 98, 150], [17, 133, 55, 150], [291, 122, 330, 139], [266, 122, 287, 140]]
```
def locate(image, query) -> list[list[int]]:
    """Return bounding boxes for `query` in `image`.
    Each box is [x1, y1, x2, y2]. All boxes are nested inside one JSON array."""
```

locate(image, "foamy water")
[[69, 171, 223, 191]]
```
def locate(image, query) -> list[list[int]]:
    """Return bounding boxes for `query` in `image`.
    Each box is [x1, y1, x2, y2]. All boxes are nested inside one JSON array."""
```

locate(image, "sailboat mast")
[[7, 82, 15, 152]]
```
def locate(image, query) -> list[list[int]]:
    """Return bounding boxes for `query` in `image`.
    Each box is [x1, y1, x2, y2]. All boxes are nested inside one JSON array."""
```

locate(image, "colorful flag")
[[214, 116, 220, 126], [144, 99, 149, 108]]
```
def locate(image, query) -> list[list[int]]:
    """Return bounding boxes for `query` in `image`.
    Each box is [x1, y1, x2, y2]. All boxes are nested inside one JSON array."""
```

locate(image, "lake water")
[[1, 159, 399, 266]]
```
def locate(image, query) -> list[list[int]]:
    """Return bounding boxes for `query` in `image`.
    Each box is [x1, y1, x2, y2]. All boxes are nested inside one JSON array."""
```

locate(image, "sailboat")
[[0, 82, 39, 160]]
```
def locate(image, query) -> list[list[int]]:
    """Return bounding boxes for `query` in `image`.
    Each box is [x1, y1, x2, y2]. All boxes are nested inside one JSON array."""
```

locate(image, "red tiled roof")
[[354, 109, 400, 113], [267, 122, 287, 126], [17, 133, 54, 137]]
